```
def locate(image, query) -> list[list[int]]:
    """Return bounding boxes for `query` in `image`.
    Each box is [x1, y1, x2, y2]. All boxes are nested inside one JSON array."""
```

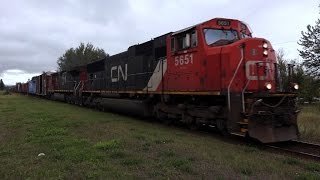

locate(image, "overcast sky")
[[0, 0, 319, 85]]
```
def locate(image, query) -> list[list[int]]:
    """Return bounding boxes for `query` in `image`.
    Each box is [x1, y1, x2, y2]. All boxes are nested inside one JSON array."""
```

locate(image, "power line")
[[273, 41, 298, 45], [241, 1, 267, 21]]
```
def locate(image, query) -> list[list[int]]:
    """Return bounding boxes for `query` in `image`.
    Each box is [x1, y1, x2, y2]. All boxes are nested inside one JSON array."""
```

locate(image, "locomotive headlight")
[[265, 82, 272, 90], [293, 83, 299, 90], [263, 42, 268, 49], [263, 49, 268, 56]]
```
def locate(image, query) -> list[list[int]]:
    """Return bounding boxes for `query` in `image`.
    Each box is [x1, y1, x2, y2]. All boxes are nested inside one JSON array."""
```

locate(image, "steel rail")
[[265, 140, 320, 161]]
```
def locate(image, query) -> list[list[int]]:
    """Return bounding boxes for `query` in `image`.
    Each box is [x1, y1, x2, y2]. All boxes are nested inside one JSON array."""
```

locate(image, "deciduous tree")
[[57, 42, 108, 71], [276, 49, 289, 91], [276, 49, 320, 102]]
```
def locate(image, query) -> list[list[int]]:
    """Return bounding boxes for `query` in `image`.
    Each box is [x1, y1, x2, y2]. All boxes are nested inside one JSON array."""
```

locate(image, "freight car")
[[17, 18, 300, 143], [15, 82, 28, 94], [28, 78, 37, 94]]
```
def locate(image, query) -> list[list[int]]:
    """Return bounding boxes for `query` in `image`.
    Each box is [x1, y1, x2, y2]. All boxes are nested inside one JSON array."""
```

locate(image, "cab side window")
[[191, 31, 197, 47], [177, 35, 187, 49], [171, 29, 197, 52]]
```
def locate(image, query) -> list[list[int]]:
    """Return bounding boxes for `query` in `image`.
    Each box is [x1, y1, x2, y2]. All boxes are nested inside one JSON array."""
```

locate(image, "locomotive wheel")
[[163, 118, 173, 126], [156, 110, 173, 125], [216, 119, 228, 136], [183, 114, 199, 130], [99, 105, 105, 112], [96, 103, 101, 110], [155, 109, 166, 121], [188, 122, 201, 131]]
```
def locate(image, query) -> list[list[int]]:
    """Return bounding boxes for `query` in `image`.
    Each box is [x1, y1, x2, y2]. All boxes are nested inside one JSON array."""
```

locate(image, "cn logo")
[[245, 61, 274, 80], [111, 64, 127, 82]]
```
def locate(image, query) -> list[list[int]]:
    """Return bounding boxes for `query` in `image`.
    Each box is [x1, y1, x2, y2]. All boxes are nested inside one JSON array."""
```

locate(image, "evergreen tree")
[[0, 79, 4, 90], [298, 18, 320, 77]]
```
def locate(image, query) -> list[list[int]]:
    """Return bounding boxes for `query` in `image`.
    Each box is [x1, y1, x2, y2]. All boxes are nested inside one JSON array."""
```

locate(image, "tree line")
[[280, 8, 320, 103], [277, 49, 319, 103]]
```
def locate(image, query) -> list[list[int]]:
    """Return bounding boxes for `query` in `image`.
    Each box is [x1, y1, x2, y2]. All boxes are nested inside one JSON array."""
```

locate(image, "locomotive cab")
[[205, 18, 298, 143], [168, 18, 299, 143]]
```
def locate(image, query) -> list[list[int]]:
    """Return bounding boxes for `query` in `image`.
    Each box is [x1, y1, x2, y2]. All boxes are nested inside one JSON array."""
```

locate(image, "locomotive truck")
[[17, 18, 300, 143]]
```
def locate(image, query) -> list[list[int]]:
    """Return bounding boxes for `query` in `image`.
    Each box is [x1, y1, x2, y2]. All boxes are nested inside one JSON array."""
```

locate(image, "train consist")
[[15, 18, 300, 143]]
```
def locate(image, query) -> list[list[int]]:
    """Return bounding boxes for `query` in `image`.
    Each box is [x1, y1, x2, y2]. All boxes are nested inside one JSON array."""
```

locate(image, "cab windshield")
[[203, 29, 239, 46], [240, 22, 252, 38]]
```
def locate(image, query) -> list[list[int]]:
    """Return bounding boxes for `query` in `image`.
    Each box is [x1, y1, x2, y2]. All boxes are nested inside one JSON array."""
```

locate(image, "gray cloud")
[[0, 0, 131, 74]]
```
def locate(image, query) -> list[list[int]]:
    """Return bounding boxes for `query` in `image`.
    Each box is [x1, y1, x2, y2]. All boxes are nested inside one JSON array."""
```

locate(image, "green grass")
[[0, 93, 320, 179], [298, 104, 320, 143], [94, 139, 121, 150]]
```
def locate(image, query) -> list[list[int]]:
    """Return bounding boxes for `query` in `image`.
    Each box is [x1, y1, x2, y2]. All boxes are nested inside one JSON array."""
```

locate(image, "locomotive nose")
[[243, 39, 277, 92]]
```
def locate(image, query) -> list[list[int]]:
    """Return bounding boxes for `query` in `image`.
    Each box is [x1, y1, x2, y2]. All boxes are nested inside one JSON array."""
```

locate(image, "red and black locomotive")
[[16, 18, 300, 143]]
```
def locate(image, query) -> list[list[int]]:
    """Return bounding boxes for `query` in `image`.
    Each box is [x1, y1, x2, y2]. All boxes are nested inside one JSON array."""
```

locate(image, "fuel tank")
[[98, 98, 149, 117]]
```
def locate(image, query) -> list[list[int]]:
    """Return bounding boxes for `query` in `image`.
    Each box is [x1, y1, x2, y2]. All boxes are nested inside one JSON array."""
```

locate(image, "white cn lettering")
[[111, 66, 118, 82], [245, 61, 273, 81], [111, 64, 128, 82]]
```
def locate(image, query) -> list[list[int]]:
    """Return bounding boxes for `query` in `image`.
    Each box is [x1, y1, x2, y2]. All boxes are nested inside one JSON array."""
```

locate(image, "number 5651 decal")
[[174, 54, 194, 66]]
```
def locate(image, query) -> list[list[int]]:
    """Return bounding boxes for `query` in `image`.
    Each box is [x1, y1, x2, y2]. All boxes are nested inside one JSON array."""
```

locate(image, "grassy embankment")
[[298, 103, 320, 143], [0, 92, 320, 179]]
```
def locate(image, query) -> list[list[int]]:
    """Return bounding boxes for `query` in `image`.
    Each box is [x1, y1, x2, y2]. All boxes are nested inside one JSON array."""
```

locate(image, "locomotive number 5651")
[[174, 54, 194, 66]]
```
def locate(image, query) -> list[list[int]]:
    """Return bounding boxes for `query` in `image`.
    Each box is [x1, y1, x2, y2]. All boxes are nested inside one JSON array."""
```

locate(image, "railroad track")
[[265, 140, 320, 161]]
